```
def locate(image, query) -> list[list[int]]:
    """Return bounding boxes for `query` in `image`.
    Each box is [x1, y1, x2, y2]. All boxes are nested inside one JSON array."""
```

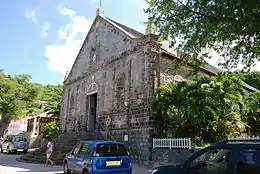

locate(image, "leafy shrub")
[[153, 72, 246, 144], [43, 121, 59, 138]]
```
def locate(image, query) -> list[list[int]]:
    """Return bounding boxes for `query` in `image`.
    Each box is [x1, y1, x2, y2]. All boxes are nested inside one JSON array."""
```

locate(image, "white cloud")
[[25, 9, 37, 23], [44, 5, 92, 75], [42, 23, 50, 37], [57, 5, 76, 20]]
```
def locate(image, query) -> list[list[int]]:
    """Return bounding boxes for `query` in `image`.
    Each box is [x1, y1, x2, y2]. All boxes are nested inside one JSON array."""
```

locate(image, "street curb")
[[15, 157, 40, 164]]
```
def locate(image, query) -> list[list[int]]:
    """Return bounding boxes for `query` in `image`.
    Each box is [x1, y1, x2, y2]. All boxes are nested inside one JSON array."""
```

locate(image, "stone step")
[[25, 152, 66, 160], [37, 146, 76, 153], [37, 147, 74, 152], [37, 148, 74, 153], [29, 150, 72, 157]]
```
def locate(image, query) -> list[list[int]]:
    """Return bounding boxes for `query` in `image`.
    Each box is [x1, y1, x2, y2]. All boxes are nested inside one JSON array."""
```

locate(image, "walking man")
[[45, 138, 54, 167]]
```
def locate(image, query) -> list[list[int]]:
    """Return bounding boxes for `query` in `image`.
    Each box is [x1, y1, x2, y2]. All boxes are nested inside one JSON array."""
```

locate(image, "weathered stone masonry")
[[60, 12, 162, 163]]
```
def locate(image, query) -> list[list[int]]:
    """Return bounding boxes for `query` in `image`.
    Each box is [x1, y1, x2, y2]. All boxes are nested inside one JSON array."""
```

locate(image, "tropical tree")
[[243, 92, 260, 134], [232, 71, 260, 90], [44, 101, 61, 119], [145, 0, 260, 71], [40, 85, 63, 102], [153, 72, 246, 144], [0, 71, 41, 136]]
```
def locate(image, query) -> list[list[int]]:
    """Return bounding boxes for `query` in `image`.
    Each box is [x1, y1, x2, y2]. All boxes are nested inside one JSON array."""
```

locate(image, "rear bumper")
[[92, 167, 132, 174]]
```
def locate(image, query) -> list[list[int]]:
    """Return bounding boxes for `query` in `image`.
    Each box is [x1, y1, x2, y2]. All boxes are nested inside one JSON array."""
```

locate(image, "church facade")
[[59, 9, 232, 162]]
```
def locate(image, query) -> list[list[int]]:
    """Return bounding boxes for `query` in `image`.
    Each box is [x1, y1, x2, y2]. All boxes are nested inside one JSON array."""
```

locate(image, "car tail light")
[[11, 142, 14, 145]]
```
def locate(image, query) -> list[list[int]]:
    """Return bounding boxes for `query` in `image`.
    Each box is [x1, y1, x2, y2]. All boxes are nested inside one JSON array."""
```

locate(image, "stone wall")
[[60, 14, 160, 163], [142, 148, 200, 169], [61, 40, 157, 132], [152, 148, 195, 164]]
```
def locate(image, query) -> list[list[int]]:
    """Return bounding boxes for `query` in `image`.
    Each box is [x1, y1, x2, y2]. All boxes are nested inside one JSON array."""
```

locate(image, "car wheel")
[[0, 148, 3, 153], [23, 150, 28, 154], [63, 162, 71, 174]]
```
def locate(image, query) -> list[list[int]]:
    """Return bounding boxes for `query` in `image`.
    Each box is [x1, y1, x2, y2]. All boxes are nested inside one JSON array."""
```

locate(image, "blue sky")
[[0, 0, 148, 85]]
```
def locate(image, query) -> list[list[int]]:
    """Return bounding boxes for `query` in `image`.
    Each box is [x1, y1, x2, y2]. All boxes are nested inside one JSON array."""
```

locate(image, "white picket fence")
[[228, 135, 260, 140], [153, 138, 192, 149]]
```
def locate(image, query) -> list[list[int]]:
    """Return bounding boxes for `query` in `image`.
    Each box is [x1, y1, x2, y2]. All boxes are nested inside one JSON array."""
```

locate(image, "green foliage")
[[0, 69, 63, 136], [154, 72, 246, 144], [23, 102, 43, 116], [44, 101, 61, 119], [145, 0, 260, 71], [0, 69, 63, 118], [0, 71, 41, 121], [39, 85, 62, 118], [40, 85, 63, 103], [243, 92, 260, 134], [232, 71, 260, 90], [43, 121, 59, 138]]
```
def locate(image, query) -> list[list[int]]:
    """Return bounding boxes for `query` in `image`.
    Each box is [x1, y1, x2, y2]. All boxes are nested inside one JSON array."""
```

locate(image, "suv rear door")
[[93, 143, 131, 170], [14, 137, 28, 149], [235, 147, 260, 174], [186, 146, 235, 174]]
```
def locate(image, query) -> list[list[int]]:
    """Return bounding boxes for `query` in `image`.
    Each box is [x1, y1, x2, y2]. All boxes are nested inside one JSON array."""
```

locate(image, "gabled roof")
[[160, 48, 221, 75], [101, 16, 137, 38], [106, 18, 144, 37]]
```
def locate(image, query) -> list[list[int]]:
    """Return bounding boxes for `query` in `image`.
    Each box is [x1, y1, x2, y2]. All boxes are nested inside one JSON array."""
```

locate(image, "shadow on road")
[[0, 153, 63, 173]]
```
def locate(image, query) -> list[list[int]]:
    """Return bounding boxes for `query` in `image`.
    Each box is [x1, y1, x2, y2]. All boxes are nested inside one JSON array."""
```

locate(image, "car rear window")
[[15, 137, 27, 142], [96, 144, 128, 156]]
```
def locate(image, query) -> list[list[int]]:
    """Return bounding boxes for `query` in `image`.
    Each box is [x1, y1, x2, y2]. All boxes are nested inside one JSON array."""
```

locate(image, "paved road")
[[0, 152, 149, 174]]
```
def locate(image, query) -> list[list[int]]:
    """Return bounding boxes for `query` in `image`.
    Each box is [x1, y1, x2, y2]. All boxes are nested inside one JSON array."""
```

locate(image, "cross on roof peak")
[[96, 0, 104, 16]]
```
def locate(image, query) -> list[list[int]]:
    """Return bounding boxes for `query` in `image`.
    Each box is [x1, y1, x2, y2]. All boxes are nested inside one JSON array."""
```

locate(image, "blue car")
[[63, 140, 132, 174]]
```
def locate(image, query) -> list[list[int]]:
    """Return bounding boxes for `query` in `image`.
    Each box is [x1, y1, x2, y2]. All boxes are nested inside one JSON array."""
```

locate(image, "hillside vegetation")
[[0, 69, 62, 136]]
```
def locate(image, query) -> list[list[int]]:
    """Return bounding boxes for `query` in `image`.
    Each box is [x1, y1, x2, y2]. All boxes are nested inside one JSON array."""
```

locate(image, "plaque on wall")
[[124, 135, 129, 142]]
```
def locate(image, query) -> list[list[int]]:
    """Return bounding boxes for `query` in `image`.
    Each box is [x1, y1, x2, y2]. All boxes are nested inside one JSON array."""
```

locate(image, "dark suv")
[[150, 139, 260, 174]]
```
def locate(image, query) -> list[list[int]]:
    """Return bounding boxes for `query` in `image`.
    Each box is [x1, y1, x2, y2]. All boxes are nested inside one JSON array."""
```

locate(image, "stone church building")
[[59, 8, 258, 162]]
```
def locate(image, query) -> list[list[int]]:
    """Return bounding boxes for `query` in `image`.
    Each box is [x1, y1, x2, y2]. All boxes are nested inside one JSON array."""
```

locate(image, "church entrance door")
[[87, 93, 97, 131]]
